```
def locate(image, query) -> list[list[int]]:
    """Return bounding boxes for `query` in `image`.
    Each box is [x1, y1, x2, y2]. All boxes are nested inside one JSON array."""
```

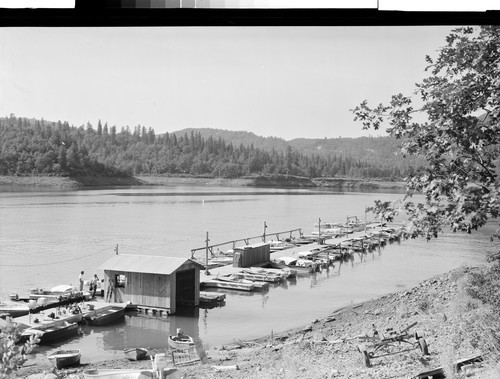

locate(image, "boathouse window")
[[115, 274, 126, 288]]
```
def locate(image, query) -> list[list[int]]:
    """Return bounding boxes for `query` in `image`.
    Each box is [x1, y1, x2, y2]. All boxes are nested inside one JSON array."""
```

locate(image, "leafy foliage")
[[352, 26, 500, 239], [0, 323, 38, 378]]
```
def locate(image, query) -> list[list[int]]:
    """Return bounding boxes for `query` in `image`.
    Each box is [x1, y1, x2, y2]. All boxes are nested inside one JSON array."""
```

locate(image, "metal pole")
[[205, 232, 210, 275], [263, 221, 267, 242], [318, 218, 321, 244], [364, 205, 367, 234]]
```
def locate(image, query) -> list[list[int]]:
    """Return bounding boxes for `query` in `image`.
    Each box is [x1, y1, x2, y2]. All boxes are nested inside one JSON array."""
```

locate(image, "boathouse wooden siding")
[[98, 255, 203, 315], [233, 242, 270, 268]]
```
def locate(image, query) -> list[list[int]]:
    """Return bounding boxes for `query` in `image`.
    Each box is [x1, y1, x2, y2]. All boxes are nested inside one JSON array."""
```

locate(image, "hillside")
[[172, 128, 288, 152], [172, 128, 401, 160], [0, 116, 418, 183]]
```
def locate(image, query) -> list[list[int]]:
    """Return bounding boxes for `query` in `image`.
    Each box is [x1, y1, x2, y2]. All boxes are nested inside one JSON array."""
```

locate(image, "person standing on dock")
[[79, 271, 85, 291], [90, 274, 99, 299]]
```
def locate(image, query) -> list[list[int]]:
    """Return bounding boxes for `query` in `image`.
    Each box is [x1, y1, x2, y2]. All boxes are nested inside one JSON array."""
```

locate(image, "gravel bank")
[[16, 266, 487, 379]]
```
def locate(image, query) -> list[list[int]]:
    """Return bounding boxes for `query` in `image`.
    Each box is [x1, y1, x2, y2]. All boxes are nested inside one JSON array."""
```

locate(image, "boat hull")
[[201, 279, 254, 291], [269, 261, 313, 276], [0, 302, 30, 318], [22, 321, 79, 344], [48, 349, 81, 369], [83, 369, 156, 379], [85, 306, 125, 326], [83, 368, 179, 379], [168, 335, 194, 350], [124, 347, 148, 361]]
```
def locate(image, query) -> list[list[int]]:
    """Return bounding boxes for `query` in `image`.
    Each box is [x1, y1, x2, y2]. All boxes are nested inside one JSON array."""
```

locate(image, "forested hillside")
[[0, 115, 417, 180]]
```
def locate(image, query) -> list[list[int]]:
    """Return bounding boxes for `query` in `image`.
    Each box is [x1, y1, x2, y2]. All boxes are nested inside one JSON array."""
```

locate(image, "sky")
[[0, 26, 455, 140]]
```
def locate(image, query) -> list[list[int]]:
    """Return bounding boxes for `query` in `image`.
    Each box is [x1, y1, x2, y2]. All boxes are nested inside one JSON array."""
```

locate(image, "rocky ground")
[[16, 265, 492, 379]]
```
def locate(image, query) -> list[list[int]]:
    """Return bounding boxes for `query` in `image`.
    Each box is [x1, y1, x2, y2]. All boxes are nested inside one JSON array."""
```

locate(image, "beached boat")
[[168, 334, 195, 350], [83, 369, 156, 379], [84, 305, 125, 326], [84, 368, 179, 379], [21, 320, 79, 344], [124, 347, 148, 361], [48, 349, 81, 369]]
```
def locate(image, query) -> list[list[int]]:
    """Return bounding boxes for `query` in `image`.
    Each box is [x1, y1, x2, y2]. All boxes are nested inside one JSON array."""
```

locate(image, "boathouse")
[[98, 254, 204, 315], [233, 242, 270, 268]]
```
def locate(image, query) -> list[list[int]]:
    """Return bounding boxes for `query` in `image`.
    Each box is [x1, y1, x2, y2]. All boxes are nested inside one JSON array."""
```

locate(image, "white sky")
[[0, 26, 454, 140]]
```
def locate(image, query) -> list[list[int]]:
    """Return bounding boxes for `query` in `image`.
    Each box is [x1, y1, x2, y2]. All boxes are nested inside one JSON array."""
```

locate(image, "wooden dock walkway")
[[9, 300, 126, 329]]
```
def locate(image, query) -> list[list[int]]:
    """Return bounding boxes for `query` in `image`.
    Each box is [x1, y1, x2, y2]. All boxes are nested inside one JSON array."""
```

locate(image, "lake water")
[[0, 185, 497, 363]]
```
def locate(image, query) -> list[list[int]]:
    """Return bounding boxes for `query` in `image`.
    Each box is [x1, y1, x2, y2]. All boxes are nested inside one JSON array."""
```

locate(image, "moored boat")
[[48, 349, 81, 369], [21, 320, 79, 344], [201, 278, 255, 291], [0, 301, 30, 318], [84, 305, 125, 326], [233, 271, 282, 283], [271, 256, 316, 276], [268, 240, 295, 251], [124, 347, 148, 361]]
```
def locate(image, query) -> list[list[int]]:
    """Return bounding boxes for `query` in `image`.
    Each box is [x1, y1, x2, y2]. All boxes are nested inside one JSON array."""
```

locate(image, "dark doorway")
[[175, 268, 195, 307]]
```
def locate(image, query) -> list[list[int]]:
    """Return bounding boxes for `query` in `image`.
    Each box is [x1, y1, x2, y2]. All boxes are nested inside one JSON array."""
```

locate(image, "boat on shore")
[[21, 320, 79, 344], [83, 369, 156, 379], [83, 368, 179, 379], [168, 334, 195, 350], [83, 305, 125, 326], [48, 349, 81, 369], [124, 347, 148, 361]]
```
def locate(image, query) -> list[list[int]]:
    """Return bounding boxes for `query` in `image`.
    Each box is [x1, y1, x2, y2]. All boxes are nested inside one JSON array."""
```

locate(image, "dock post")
[[318, 218, 321, 244], [205, 232, 210, 276]]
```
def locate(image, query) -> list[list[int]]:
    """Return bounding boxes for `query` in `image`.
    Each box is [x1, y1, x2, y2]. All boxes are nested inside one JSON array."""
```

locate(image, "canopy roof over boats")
[[98, 255, 203, 275]]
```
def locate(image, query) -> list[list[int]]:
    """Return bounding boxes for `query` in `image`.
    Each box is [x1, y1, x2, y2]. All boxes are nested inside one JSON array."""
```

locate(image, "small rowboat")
[[168, 335, 194, 350], [48, 349, 81, 369], [84, 305, 125, 326], [124, 347, 148, 361], [83, 369, 156, 378], [22, 320, 79, 344]]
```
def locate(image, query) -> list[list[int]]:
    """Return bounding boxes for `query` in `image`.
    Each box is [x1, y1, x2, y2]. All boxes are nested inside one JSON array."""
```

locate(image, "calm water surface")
[[0, 185, 496, 363]]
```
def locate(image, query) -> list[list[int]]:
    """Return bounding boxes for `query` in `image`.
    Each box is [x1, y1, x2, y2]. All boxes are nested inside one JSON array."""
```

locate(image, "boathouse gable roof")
[[98, 254, 203, 275]]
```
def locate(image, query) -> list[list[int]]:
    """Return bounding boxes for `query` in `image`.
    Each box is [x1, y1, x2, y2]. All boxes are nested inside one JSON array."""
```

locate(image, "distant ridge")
[[171, 128, 289, 151], [171, 127, 405, 162]]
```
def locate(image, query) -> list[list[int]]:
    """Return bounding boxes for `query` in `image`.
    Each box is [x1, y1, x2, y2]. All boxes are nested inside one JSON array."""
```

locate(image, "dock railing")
[[190, 228, 302, 259]]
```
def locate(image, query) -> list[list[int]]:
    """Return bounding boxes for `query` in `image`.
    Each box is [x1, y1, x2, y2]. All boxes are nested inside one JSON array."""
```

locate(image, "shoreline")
[[16, 265, 483, 379], [0, 175, 405, 191]]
